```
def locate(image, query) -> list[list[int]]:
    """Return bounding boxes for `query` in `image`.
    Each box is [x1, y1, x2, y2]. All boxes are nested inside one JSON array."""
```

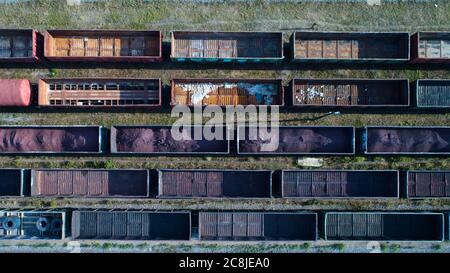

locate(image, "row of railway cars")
[[1, 29, 450, 63], [1, 78, 450, 108], [0, 209, 447, 241], [1, 168, 450, 199], [1, 125, 450, 155]]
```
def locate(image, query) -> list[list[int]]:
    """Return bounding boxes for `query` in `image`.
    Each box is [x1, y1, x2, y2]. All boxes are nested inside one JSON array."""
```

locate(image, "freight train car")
[[0, 169, 26, 197], [281, 170, 399, 198], [198, 212, 317, 241], [324, 212, 444, 241], [364, 126, 450, 155], [413, 79, 450, 108], [0, 29, 38, 62], [111, 125, 230, 155], [410, 32, 450, 63], [71, 211, 191, 240], [158, 169, 272, 198], [171, 78, 284, 106], [407, 170, 450, 199], [291, 31, 409, 63], [170, 31, 283, 62], [38, 78, 161, 107], [0, 79, 32, 106], [292, 79, 409, 107], [237, 126, 355, 155], [31, 169, 149, 198], [0, 210, 66, 240], [0, 125, 103, 154], [44, 30, 162, 62]]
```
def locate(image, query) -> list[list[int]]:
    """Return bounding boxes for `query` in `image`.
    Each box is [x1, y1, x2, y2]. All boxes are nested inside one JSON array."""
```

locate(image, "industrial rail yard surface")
[[1, 0, 450, 254]]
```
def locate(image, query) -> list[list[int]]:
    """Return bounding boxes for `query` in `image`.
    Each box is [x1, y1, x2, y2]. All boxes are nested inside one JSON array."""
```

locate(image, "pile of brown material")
[[239, 129, 333, 153], [367, 128, 450, 153], [115, 128, 200, 153], [0, 128, 97, 152]]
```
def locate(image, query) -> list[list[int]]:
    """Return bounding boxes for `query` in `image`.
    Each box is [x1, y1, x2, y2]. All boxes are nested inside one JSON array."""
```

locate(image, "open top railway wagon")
[[292, 78, 409, 107], [237, 126, 355, 155], [171, 78, 284, 106], [198, 211, 318, 241], [170, 31, 284, 62], [291, 31, 410, 63], [324, 212, 444, 241], [413, 79, 450, 108], [0, 29, 39, 62], [281, 170, 399, 198], [158, 169, 272, 198], [44, 30, 162, 62], [364, 126, 450, 155], [0, 125, 103, 154], [38, 78, 162, 107], [110, 125, 230, 155], [410, 32, 450, 63]]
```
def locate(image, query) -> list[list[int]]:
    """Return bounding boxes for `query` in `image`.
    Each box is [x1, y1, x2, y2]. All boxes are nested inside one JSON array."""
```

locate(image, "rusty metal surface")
[[31, 169, 149, 197], [407, 171, 450, 198], [293, 31, 409, 61], [0, 29, 37, 62], [282, 170, 399, 198], [44, 30, 162, 62], [292, 79, 409, 107], [411, 32, 450, 63], [158, 169, 272, 198], [38, 78, 161, 107], [171, 31, 283, 60], [171, 78, 283, 106]]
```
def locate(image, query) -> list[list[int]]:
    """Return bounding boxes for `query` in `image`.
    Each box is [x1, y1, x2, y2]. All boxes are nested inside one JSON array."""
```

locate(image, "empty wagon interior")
[[172, 79, 283, 106], [39, 79, 160, 106], [0, 169, 23, 196], [416, 80, 450, 107], [326, 213, 443, 241], [282, 170, 398, 198], [294, 32, 409, 60], [293, 79, 409, 106], [407, 171, 450, 198], [418, 32, 450, 58], [238, 126, 354, 154], [45, 30, 160, 57], [199, 212, 316, 241], [366, 127, 450, 154], [159, 170, 271, 198], [71, 211, 191, 240], [0, 29, 33, 58], [172, 32, 282, 59], [31, 169, 149, 197]]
